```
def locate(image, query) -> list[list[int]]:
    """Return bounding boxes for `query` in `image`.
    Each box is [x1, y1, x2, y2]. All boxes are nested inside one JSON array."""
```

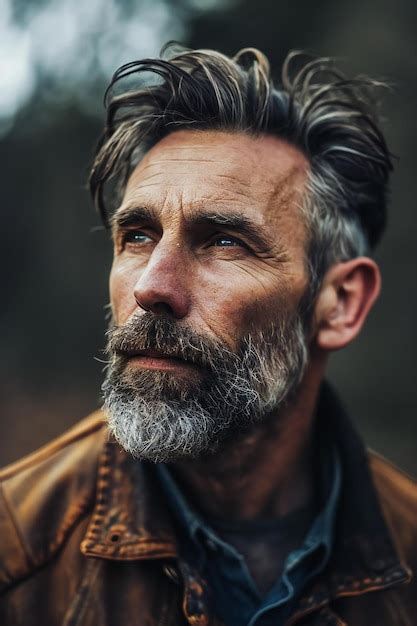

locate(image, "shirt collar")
[[155, 439, 342, 577], [285, 445, 342, 574]]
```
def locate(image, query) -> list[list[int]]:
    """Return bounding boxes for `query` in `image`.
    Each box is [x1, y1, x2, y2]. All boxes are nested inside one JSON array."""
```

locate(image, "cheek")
[[109, 261, 138, 325], [235, 290, 288, 335], [193, 274, 285, 346], [194, 261, 308, 347]]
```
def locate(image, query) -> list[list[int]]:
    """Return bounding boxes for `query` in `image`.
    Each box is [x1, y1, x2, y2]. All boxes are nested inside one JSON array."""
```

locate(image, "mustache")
[[105, 312, 237, 370]]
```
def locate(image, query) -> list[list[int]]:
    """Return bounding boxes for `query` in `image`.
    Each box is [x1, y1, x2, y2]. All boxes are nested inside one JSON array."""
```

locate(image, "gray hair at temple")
[[89, 45, 392, 305]]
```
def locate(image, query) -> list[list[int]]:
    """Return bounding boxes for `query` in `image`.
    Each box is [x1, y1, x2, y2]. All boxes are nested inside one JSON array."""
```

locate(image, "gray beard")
[[102, 311, 308, 462]]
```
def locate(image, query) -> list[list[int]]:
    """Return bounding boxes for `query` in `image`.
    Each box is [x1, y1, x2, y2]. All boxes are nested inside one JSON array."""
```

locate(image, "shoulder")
[[0, 411, 107, 592], [368, 450, 417, 516], [368, 450, 417, 567]]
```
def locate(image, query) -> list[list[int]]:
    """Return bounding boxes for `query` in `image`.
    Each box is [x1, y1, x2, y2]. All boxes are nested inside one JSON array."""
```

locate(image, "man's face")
[[104, 130, 311, 461]]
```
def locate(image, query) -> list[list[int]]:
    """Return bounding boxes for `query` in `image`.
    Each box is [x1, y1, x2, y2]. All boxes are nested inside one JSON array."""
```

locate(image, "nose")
[[133, 245, 190, 319]]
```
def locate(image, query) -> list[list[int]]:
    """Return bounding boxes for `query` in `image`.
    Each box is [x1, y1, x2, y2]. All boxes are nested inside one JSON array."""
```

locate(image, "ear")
[[313, 257, 381, 351]]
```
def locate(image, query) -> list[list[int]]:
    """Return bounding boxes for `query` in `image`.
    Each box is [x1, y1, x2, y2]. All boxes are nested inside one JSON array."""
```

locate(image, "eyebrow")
[[112, 205, 273, 251], [111, 206, 156, 232]]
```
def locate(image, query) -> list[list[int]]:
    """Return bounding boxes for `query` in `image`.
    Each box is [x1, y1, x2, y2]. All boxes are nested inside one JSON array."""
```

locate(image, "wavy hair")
[[89, 45, 392, 300]]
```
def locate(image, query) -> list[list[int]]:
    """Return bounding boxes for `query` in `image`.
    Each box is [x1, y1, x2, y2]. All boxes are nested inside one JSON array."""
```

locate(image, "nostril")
[[152, 301, 175, 316], [134, 295, 174, 317]]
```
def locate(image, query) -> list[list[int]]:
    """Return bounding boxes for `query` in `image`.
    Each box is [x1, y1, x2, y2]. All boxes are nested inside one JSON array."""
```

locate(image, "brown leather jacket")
[[0, 385, 416, 626]]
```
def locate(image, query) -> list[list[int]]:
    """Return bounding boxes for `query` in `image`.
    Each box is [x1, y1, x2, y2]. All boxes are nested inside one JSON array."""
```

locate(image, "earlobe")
[[314, 257, 381, 352]]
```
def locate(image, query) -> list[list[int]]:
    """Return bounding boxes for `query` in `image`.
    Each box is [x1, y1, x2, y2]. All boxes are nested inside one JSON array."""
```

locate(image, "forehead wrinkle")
[[139, 146, 251, 168], [215, 172, 252, 189], [129, 163, 257, 204], [141, 157, 239, 164], [145, 140, 246, 156], [138, 142, 257, 172], [133, 159, 249, 183], [116, 184, 256, 221], [122, 134, 309, 239]]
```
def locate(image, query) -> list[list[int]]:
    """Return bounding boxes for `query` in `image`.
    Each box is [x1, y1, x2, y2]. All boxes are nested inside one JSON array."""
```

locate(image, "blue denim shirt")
[[156, 445, 341, 626]]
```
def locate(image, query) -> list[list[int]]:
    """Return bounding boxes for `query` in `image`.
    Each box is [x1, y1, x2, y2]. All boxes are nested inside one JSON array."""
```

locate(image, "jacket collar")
[[81, 440, 177, 561], [287, 383, 412, 623], [81, 382, 411, 600], [318, 382, 411, 590]]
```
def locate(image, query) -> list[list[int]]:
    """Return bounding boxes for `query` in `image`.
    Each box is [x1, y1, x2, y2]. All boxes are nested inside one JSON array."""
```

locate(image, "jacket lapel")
[[81, 440, 177, 561]]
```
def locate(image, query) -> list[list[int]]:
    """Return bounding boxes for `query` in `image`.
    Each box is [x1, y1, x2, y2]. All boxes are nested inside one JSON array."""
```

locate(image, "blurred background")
[[1, 0, 416, 472]]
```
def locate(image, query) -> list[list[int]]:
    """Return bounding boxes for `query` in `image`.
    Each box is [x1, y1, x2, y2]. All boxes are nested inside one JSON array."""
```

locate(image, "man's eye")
[[123, 230, 153, 245], [213, 236, 244, 248]]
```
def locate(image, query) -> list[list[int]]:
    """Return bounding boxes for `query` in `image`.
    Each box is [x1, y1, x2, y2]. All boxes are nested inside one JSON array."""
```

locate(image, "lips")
[[121, 347, 192, 367], [120, 347, 203, 375]]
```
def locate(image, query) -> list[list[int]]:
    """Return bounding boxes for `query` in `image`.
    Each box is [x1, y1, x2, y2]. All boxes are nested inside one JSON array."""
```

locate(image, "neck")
[[171, 365, 324, 521]]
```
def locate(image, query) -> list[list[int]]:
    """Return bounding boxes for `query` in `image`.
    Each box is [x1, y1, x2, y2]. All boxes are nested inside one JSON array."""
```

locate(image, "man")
[[0, 45, 416, 626]]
